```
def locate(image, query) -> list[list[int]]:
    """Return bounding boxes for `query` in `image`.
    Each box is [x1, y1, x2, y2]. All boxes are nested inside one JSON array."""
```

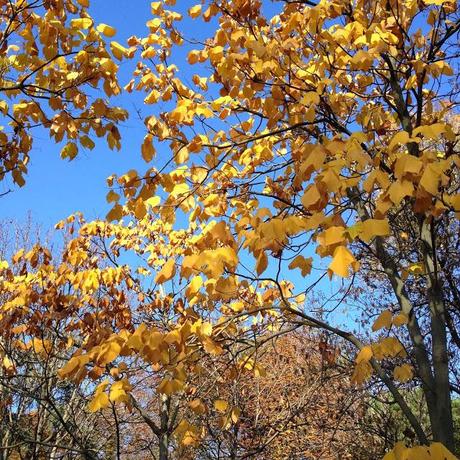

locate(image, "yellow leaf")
[[2, 356, 14, 371], [394, 155, 423, 179], [424, 0, 451, 5], [70, 18, 93, 29], [106, 190, 120, 203], [202, 337, 224, 355], [164, 329, 182, 345], [356, 346, 373, 363], [288, 255, 312, 276], [208, 46, 224, 62], [200, 322, 213, 337], [402, 262, 425, 280], [61, 143, 78, 160], [393, 313, 409, 327], [97, 341, 121, 365], [111, 41, 129, 60], [186, 275, 203, 298], [301, 183, 322, 210], [214, 399, 228, 412], [144, 89, 160, 105], [97, 23, 117, 37], [382, 441, 406, 460], [77, 0, 90, 6], [106, 204, 123, 221], [88, 391, 109, 412], [0, 260, 9, 270], [189, 398, 206, 414], [174, 420, 201, 446], [360, 219, 390, 242], [58, 356, 83, 379], [109, 379, 132, 402], [420, 164, 441, 195], [350, 50, 374, 70], [80, 135, 95, 150], [188, 50, 200, 65], [231, 407, 241, 423], [317, 226, 346, 246], [328, 246, 358, 278], [188, 4, 202, 18], [379, 337, 406, 358], [372, 310, 392, 332], [388, 180, 414, 204], [383, 442, 457, 460], [428, 443, 458, 460], [255, 251, 268, 275], [388, 131, 410, 152], [155, 259, 176, 284], [0, 100, 8, 115], [393, 364, 413, 383], [126, 331, 143, 351], [351, 361, 372, 384], [158, 378, 184, 395]]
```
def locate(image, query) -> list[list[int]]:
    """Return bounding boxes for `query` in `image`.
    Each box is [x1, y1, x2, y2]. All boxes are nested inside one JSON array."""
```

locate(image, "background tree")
[[0, 218, 116, 459], [186, 330, 382, 460]]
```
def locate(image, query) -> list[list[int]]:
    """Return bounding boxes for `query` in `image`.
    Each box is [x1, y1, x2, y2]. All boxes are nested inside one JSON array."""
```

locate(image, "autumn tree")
[[0, 218, 117, 459], [0, 214, 244, 459], [101, 0, 459, 456], [185, 330, 382, 460], [0, 0, 127, 188], [1, 0, 460, 459]]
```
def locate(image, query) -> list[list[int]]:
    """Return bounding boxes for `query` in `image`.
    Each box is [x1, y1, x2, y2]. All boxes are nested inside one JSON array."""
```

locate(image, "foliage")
[[1, 0, 460, 458], [0, 0, 127, 187]]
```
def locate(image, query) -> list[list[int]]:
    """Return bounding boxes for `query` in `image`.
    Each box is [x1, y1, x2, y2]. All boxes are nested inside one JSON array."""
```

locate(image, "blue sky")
[[0, 1, 167, 226]]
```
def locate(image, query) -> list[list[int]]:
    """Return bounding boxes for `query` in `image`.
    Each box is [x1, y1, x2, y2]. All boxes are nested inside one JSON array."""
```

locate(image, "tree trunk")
[[420, 222, 455, 451], [158, 394, 170, 460], [159, 432, 169, 460]]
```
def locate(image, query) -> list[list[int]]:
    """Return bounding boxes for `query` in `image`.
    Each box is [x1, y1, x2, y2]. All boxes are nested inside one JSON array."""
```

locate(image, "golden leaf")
[[255, 251, 268, 275], [106, 204, 123, 222], [214, 399, 228, 412], [155, 259, 176, 284], [317, 226, 346, 247], [97, 341, 121, 365], [393, 364, 413, 383], [360, 219, 390, 242], [301, 183, 322, 210], [356, 346, 373, 364], [393, 313, 409, 327], [109, 379, 132, 402], [188, 4, 202, 18], [288, 255, 313, 277], [189, 398, 207, 414], [70, 18, 93, 29], [328, 246, 358, 278], [97, 23, 116, 37], [372, 310, 392, 332]]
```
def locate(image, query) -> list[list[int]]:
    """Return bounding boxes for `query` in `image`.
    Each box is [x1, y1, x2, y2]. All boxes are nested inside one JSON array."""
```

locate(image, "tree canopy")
[[0, 0, 459, 458]]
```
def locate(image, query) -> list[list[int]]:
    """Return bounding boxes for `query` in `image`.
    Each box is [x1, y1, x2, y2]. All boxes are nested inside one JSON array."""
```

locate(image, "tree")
[[0, 218, 116, 459], [0, 0, 127, 188], [104, 0, 459, 455], [188, 330, 381, 460], [1, 0, 460, 458]]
